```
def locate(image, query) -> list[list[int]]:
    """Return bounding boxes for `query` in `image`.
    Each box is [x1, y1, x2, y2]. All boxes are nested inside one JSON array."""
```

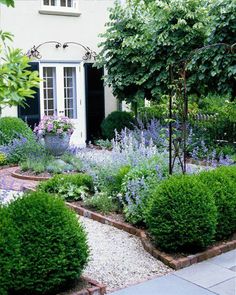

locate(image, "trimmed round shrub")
[[38, 173, 94, 200], [0, 117, 35, 145], [146, 175, 217, 253], [198, 165, 236, 240], [0, 207, 21, 295], [101, 111, 135, 140], [8, 192, 89, 295]]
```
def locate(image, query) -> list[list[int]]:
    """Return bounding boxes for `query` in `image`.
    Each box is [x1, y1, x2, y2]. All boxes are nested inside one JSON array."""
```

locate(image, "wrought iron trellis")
[[27, 40, 97, 60], [168, 42, 236, 175]]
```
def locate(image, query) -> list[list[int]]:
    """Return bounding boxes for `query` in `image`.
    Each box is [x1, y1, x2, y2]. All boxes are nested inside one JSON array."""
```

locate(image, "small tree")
[[0, 0, 14, 7], [0, 31, 39, 109]]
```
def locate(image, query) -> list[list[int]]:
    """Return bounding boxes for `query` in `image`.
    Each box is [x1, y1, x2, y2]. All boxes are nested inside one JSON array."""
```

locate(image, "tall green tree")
[[97, 0, 236, 103], [96, 0, 209, 104]]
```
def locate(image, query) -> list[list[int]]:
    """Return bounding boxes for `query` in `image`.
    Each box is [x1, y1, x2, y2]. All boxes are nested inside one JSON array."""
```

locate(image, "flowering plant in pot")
[[34, 116, 74, 156]]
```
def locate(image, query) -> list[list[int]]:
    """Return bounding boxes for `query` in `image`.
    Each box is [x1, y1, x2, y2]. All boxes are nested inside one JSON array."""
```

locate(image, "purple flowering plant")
[[34, 116, 74, 137]]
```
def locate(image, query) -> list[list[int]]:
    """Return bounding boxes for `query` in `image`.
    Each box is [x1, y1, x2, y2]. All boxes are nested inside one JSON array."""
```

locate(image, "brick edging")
[[64, 276, 106, 295], [0, 164, 18, 170], [67, 203, 236, 270], [12, 170, 51, 181]]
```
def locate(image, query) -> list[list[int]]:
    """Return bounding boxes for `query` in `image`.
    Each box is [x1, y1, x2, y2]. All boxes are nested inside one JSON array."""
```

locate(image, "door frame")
[[39, 61, 86, 146]]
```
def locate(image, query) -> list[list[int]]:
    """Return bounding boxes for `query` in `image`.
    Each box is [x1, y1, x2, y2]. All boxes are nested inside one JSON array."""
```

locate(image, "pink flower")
[[57, 128, 63, 134], [47, 123, 54, 133]]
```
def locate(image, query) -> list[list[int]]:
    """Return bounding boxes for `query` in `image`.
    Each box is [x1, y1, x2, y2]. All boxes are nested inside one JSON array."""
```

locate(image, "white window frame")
[[39, 0, 80, 17]]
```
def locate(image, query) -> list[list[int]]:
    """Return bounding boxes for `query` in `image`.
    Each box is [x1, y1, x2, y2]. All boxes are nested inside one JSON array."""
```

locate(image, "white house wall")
[[0, 0, 117, 145]]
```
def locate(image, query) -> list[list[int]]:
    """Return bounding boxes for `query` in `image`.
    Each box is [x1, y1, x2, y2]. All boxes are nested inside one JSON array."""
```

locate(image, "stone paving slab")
[[209, 250, 236, 269], [230, 266, 236, 272], [111, 251, 236, 295], [175, 261, 236, 288], [111, 274, 218, 295], [209, 278, 236, 295]]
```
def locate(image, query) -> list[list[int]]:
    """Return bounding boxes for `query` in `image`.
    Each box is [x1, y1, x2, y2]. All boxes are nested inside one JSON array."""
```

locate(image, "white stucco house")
[[0, 0, 118, 146]]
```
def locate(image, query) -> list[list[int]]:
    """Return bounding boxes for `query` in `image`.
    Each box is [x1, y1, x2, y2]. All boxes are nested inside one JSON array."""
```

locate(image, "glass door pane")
[[43, 67, 56, 116], [64, 67, 77, 119]]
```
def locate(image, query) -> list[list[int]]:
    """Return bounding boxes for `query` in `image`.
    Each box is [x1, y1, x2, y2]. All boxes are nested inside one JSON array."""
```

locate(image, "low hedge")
[[146, 175, 217, 253], [8, 192, 89, 295], [0, 117, 35, 145], [38, 173, 94, 201], [198, 165, 236, 240], [101, 111, 135, 140], [0, 207, 21, 295]]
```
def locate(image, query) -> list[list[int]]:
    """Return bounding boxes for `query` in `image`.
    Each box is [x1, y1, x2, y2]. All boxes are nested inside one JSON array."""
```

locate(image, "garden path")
[[80, 215, 171, 292], [0, 166, 38, 191]]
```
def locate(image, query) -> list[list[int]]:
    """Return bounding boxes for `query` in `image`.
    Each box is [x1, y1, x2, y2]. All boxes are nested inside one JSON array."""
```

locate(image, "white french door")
[[39, 62, 86, 146]]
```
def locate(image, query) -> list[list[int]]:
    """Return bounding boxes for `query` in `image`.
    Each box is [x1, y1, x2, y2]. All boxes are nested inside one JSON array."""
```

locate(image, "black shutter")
[[18, 62, 40, 129], [84, 63, 105, 143]]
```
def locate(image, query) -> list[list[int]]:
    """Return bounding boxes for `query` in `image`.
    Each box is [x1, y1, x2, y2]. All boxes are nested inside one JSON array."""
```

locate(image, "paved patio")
[[111, 250, 236, 295]]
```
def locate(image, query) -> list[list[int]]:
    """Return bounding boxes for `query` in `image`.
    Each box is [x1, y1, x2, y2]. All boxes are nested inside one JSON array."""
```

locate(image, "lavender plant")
[[121, 154, 170, 225], [6, 136, 45, 164], [77, 125, 174, 219]]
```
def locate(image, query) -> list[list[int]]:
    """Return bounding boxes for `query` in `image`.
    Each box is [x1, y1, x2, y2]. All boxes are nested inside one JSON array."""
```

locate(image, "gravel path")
[[80, 216, 172, 292]]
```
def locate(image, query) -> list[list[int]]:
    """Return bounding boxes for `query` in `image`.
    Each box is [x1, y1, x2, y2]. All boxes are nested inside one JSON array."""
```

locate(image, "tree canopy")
[[96, 0, 236, 103]]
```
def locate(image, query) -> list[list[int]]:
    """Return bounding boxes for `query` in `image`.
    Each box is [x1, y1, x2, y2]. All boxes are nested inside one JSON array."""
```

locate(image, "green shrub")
[[0, 152, 6, 165], [83, 191, 118, 214], [146, 175, 217, 253], [101, 111, 135, 140], [0, 117, 35, 145], [121, 155, 169, 225], [6, 137, 45, 165], [8, 192, 89, 295], [103, 165, 131, 197], [198, 165, 236, 240], [38, 173, 94, 201], [61, 153, 83, 171], [0, 207, 21, 295]]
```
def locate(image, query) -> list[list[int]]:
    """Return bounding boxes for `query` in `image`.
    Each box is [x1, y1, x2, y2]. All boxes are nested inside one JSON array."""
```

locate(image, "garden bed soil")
[[71, 201, 127, 224], [57, 276, 106, 295], [68, 202, 236, 271]]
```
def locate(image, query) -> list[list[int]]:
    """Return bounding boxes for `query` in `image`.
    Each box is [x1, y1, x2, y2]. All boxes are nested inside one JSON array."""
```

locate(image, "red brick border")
[[12, 170, 51, 181], [67, 202, 236, 270], [66, 276, 106, 295], [0, 164, 18, 170]]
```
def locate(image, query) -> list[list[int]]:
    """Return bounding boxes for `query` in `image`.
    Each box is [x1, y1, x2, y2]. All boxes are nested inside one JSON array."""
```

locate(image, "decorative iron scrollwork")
[[26, 40, 97, 61], [26, 41, 62, 59], [62, 42, 97, 60]]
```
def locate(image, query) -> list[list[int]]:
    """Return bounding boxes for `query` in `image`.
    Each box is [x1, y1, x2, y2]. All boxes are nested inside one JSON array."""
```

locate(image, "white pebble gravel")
[[80, 216, 172, 292], [0, 189, 22, 205]]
